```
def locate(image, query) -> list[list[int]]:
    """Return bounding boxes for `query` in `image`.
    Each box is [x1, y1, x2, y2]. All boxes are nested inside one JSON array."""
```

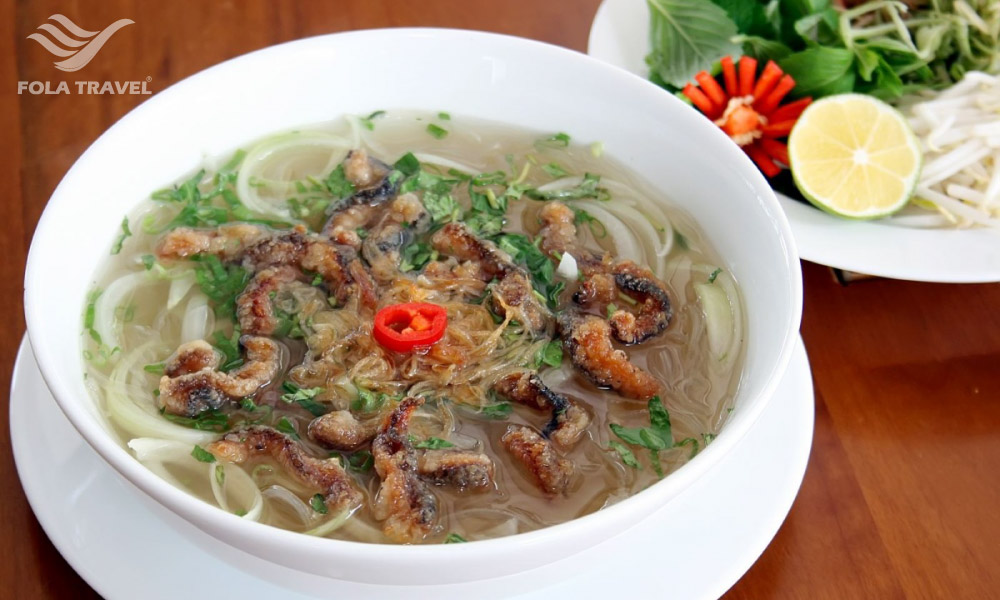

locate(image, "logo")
[[27, 14, 134, 72]]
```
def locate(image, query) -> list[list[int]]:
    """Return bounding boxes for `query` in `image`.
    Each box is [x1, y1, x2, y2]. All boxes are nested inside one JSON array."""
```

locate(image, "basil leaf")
[[778, 47, 856, 98], [737, 35, 792, 62], [646, 0, 740, 88], [710, 0, 774, 38]]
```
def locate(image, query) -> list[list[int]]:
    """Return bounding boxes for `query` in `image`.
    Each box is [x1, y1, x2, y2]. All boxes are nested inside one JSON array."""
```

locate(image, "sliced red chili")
[[373, 302, 448, 353]]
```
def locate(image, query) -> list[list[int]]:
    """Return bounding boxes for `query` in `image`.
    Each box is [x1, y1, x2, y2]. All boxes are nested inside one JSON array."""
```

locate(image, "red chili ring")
[[373, 302, 448, 353]]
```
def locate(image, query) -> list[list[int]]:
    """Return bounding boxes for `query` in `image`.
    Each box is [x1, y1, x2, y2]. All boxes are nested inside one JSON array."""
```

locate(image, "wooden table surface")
[[2, 1, 998, 598]]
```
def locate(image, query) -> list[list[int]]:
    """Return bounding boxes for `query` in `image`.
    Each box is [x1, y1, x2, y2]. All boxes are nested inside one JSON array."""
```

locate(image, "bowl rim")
[[24, 26, 802, 567]]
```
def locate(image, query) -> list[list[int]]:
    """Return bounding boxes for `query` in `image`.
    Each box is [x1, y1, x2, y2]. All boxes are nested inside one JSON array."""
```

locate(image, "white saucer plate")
[[587, 0, 1000, 283], [11, 336, 813, 599]]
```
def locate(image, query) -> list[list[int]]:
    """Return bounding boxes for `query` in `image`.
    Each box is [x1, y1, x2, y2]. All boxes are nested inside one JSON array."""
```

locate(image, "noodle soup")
[[83, 111, 744, 544]]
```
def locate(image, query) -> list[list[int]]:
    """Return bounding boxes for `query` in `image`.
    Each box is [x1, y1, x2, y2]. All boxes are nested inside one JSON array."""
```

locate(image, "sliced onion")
[[180, 293, 213, 343]]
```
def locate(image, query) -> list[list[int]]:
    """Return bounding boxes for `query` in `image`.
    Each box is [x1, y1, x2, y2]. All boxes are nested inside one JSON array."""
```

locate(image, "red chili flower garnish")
[[373, 302, 448, 353], [682, 56, 812, 178]]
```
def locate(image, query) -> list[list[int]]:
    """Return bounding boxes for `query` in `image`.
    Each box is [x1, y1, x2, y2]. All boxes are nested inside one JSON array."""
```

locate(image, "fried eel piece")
[[208, 425, 361, 511]]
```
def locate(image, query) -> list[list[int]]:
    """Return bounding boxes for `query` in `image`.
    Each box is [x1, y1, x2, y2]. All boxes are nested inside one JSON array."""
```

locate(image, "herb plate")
[[588, 0, 1000, 283], [11, 335, 814, 599]]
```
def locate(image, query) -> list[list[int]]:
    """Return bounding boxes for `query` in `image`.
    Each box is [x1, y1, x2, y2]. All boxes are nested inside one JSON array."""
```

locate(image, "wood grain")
[[3, 1, 999, 598]]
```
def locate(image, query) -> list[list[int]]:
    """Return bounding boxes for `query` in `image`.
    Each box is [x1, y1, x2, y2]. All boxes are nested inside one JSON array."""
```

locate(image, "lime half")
[[788, 94, 922, 219]]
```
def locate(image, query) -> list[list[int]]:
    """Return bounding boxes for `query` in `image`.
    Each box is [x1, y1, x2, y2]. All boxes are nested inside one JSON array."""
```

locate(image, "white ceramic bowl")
[[24, 29, 802, 586]]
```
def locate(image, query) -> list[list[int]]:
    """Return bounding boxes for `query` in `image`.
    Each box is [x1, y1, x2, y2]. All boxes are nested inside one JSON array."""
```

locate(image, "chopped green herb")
[[359, 110, 386, 131], [281, 382, 328, 417], [606, 303, 619, 320], [444, 533, 467, 543], [143, 362, 165, 375], [534, 341, 563, 369], [191, 255, 251, 319], [110, 216, 131, 255], [437, 112, 451, 121], [239, 397, 257, 411], [525, 173, 609, 202], [677, 437, 700, 459], [608, 397, 675, 477], [191, 445, 216, 463], [478, 402, 512, 420], [352, 385, 389, 413], [426, 123, 449, 139], [235, 509, 247, 517], [571, 206, 606, 238], [323, 164, 356, 199], [536, 132, 571, 148], [608, 440, 641, 469], [494, 233, 563, 309], [215, 464, 226, 486], [399, 242, 437, 273], [674, 229, 689, 251], [423, 190, 462, 224], [84, 289, 102, 345], [276, 417, 300, 440], [702, 433, 716, 444], [310, 493, 329, 514], [141, 254, 156, 270], [345, 450, 374, 473], [160, 408, 230, 432], [394, 152, 421, 177], [411, 436, 455, 450], [212, 329, 244, 372], [541, 162, 569, 178], [708, 268, 722, 284]]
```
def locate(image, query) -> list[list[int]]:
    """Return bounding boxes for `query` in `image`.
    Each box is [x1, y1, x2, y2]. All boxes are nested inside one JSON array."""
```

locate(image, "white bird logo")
[[27, 14, 134, 72]]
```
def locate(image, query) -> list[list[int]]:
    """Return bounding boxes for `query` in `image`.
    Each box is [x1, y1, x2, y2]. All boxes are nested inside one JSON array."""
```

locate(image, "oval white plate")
[[588, 0, 1000, 283], [12, 335, 813, 600]]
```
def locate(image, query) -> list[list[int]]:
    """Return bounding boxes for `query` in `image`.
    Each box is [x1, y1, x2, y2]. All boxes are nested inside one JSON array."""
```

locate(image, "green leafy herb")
[[646, 0, 740, 88], [215, 464, 226, 486], [536, 132, 571, 148], [478, 402, 512, 420], [324, 164, 356, 198], [778, 46, 856, 98], [352, 385, 390, 413], [525, 173, 609, 202], [239, 397, 257, 411], [608, 440, 641, 469], [533, 341, 563, 369], [606, 303, 619, 320], [494, 233, 563, 308], [212, 329, 244, 372], [191, 445, 216, 463], [608, 397, 675, 475], [276, 417, 300, 440], [708, 267, 722, 283], [437, 111, 451, 120], [143, 362, 165, 375], [541, 162, 569, 178], [411, 436, 455, 450], [161, 408, 230, 432], [310, 493, 329, 514], [191, 255, 251, 319], [444, 533, 467, 543], [141, 254, 156, 270], [281, 382, 328, 417], [426, 123, 449, 139], [399, 242, 437, 273], [394, 152, 421, 176], [111, 217, 131, 255], [344, 450, 374, 473], [360, 110, 386, 131], [423, 190, 462, 224]]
